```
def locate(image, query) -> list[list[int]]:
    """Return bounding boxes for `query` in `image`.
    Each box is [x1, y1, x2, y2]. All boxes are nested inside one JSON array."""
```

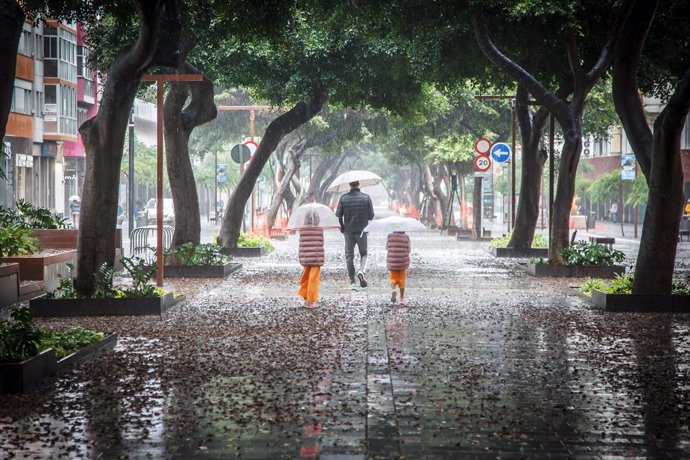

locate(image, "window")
[[35, 91, 44, 117], [10, 87, 32, 115], [18, 30, 33, 56]]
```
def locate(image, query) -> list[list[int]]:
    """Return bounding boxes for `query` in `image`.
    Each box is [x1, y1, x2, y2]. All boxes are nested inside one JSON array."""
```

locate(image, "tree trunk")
[[612, 0, 658, 182], [633, 68, 690, 295], [219, 93, 327, 248], [164, 61, 217, 248], [76, 0, 168, 296], [473, 8, 626, 261], [267, 141, 306, 228], [317, 153, 348, 202], [508, 85, 550, 248], [0, 0, 23, 178], [302, 154, 340, 204]]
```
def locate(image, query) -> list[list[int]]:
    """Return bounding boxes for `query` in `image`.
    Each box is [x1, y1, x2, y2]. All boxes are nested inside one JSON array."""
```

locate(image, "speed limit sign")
[[474, 155, 492, 172]]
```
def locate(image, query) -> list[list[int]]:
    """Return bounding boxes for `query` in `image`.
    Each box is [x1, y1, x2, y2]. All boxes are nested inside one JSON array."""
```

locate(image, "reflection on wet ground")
[[1, 231, 689, 458]]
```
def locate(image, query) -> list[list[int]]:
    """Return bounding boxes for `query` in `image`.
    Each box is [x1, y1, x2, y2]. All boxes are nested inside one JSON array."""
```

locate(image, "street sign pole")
[[511, 101, 516, 230]]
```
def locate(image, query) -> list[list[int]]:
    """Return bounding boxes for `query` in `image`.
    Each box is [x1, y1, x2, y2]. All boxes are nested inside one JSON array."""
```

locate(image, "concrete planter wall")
[[524, 263, 625, 278], [491, 247, 549, 258], [222, 247, 268, 258], [0, 250, 77, 292], [30, 291, 177, 317], [591, 289, 690, 312], [163, 262, 242, 278], [0, 263, 20, 307], [0, 348, 57, 394]]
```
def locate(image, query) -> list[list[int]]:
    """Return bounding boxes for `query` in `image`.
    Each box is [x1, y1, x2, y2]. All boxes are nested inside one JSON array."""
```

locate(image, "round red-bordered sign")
[[474, 155, 492, 172], [474, 137, 492, 156]]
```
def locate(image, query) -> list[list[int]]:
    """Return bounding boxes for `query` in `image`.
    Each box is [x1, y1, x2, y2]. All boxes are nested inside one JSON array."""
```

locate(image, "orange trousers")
[[299, 265, 321, 303], [389, 269, 407, 289]]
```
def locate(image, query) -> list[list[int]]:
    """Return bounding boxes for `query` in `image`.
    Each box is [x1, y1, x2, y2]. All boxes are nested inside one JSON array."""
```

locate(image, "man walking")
[[336, 181, 375, 288]]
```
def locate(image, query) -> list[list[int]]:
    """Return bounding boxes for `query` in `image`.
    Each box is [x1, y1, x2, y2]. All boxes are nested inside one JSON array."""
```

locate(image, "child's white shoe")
[[390, 291, 397, 303]]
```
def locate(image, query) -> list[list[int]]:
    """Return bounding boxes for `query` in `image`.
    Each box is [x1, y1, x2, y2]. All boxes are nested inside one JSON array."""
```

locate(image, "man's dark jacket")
[[336, 188, 375, 234]]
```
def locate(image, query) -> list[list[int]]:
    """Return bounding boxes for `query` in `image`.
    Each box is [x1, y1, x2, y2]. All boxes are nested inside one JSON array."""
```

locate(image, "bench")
[[680, 230, 690, 242], [589, 235, 615, 249]]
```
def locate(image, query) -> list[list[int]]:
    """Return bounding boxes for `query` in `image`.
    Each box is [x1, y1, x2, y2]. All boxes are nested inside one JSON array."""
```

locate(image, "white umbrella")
[[363, 216, 427, 234], [68, 195, 81, 202], [327, 170, 383, 193], [287, 203, 340, 229]]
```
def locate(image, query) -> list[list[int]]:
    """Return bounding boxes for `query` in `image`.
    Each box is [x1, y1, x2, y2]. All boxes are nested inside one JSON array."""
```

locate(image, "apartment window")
[[34, 33, 43, 59], [18, 30, 33, 56], [77, 108, 88, 127], [10, 87, 32, 115], [34, 91, 44, 117], [77, 46, 93, 80], [43, 26, 77, 82]]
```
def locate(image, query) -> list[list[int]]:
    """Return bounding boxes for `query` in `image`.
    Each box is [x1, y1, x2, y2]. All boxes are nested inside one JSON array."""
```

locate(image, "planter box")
[[0, 263, 20, 307], [31, 228, 122, 252], [0, 250, 77, 292], [162, 262, 242, 278], [222, 247, 268, 258], [18, 281, 45, 302], [0, 348, 57, 394], [56, 333, 118, 370], [591, 289, 690, 312], [524, 263, 625, 278], [491, 247, 549, 258], [30, 291, 177, 317]]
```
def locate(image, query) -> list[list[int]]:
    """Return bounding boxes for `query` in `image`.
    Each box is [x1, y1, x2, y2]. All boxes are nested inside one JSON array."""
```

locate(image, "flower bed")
[[162, 242, 242, 277], [579, 275, 690, 312], [1, 308, 114, 393], [489, 231, 548, 258]]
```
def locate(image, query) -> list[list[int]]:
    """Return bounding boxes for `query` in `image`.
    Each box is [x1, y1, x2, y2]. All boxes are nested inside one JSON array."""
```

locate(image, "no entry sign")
[[474, 155, 492, 172], [474, 137, 492, 156]]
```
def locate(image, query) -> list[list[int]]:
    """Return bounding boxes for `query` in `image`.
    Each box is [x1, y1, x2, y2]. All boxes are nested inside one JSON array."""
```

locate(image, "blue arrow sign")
[[490, 142, 512, 163]]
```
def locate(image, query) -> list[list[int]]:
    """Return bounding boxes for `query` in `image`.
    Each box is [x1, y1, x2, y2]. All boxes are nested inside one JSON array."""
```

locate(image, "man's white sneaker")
[[357, 272, 368, 288]]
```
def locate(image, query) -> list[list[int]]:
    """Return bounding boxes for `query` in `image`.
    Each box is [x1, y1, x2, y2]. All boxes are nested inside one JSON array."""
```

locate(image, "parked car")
[[145, 198, 175, 225]]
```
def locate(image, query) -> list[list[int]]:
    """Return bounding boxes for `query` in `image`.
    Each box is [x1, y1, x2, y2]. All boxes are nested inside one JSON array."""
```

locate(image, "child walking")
[[298, 213, 324, 308], [387, 231, 410, 304]]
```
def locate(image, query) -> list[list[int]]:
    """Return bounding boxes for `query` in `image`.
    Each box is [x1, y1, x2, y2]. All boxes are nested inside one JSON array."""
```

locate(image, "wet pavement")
[[2, 225, 690, 459]]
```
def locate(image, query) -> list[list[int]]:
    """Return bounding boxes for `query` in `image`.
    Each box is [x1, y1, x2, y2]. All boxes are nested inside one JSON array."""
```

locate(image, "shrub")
[[0, 224, 40, 256], [0, 308, 43, 362], [580, 277, 608, 296], [559, 241, 625, 266], [40, 327, 104, 359], [237, 232, 275, 252], [168, 242, 231, 266], [489, 231, 547, 249], [15, 200, 68, 229]]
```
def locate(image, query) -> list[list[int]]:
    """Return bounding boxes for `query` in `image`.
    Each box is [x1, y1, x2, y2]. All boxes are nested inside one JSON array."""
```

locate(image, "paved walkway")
[[2, 229, 690, 459]]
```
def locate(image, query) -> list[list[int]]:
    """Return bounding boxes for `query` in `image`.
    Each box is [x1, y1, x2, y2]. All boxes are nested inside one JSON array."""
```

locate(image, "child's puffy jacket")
[[299, 227, 325, 266], [387, 232, 410, 270]]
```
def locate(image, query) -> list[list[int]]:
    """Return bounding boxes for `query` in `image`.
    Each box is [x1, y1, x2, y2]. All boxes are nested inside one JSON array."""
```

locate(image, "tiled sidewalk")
[[1, 230, 689, 459]]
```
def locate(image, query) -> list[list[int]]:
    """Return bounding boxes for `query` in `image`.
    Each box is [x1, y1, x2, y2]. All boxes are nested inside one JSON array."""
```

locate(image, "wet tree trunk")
[[508, 85, 550, 248], [302, 153, 340, 204], [611, 0, 690, 295], [164, 61, 217, 248], [317, 153, 348, 202], [473, 8, 626, 261], [267, 141, 306, 228], [219, 93, 327, 248], [0, 1, 23, 175], [633, 69, 690, 294], [76, 0, 172, 296]]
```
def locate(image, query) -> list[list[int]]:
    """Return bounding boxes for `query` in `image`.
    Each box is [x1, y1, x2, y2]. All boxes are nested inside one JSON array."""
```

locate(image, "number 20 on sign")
[[474, 155, 492, 172]]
